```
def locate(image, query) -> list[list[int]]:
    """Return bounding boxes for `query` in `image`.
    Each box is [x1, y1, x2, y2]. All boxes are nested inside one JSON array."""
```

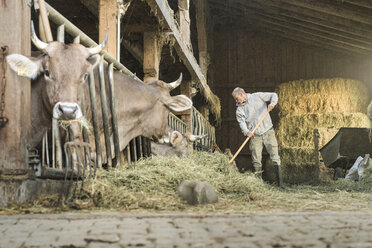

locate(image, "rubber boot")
[[254, 166, 263, 179], [275, 164, 283, 187]]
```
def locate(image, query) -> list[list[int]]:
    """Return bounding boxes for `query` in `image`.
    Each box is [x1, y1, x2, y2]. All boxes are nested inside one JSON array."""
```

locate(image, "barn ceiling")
[[208, 0, 372, 57]]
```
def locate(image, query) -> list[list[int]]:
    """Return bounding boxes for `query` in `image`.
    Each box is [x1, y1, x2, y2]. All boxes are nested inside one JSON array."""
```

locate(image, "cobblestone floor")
[[1, 211, 372, 247]]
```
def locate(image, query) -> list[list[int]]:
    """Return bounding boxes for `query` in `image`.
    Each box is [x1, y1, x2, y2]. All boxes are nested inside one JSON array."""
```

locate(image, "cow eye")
[[83, 73, 88, 81], [44, 70, 50, 78]]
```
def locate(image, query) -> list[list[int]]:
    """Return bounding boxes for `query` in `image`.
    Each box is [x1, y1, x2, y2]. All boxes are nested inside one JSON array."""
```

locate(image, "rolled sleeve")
[[257, 92, 278, 106]]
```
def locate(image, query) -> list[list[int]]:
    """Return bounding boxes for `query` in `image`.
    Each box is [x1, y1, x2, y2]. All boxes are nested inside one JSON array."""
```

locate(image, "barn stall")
[[1, 0, 372, 206]]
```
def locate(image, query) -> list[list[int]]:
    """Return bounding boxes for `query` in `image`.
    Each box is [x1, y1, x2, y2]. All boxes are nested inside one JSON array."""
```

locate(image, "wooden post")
[[143, 32, 161, 83], [178, 0, 191, 50], [99, 0, 117, 59], [195, 0, 210, 120], [180, 80, 192, 132], [194, 0, 209, 77], [0, 1, 31, 170]]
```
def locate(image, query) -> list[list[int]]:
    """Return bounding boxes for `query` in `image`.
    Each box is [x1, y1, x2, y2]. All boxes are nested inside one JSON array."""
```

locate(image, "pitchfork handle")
[[229, 111, 270, 163]]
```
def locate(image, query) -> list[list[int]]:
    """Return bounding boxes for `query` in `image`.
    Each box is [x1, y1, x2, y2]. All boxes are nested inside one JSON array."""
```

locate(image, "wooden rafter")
[[209, 0, 372, 56]]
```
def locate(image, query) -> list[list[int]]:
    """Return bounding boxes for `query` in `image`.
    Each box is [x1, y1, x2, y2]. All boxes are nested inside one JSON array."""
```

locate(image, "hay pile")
[[3, 151, 372, 214], [82, 151, 270, 210], [276, 78, 370, 184]]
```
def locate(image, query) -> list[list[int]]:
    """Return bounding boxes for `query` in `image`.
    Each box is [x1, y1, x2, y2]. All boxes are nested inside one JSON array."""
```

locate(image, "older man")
[[232, 87, 282, 186]]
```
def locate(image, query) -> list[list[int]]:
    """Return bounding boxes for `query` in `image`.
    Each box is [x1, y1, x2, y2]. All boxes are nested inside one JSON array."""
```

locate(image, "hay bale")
[[276, 113, 370, 148], [277, 78, 369, 116], [278, 147, 333, 184]]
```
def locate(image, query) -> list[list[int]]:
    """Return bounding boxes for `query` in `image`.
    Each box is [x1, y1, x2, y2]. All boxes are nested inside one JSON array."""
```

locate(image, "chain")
[[0, 45, 9, 128]]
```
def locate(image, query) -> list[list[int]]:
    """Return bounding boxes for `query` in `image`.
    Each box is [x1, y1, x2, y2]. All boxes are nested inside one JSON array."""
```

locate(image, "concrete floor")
[[1, 211, 372, 247]]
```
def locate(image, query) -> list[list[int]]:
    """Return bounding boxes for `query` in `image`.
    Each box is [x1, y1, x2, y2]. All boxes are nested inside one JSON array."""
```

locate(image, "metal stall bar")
[[52, 118, 63, 169], [168, 112, 187, 133], [98, 56, 112, 169], [73, 35, 80, 44], [88, 71, 102, 169], [56, 24, 64, 42], [108, 63, 121, 167]]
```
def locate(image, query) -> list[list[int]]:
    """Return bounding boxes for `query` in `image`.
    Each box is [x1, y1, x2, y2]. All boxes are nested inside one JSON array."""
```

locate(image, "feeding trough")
[[319, 127, 372, 169]]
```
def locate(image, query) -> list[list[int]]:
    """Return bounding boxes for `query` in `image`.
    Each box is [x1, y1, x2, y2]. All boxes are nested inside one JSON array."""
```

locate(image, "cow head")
[[6, 22, 106, 120], [148, 73, 192, 113], [153, 130, 206, 157]]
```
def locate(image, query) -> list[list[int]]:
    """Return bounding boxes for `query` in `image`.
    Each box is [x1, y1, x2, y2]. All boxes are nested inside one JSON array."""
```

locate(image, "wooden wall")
[[210, 25, 372, 172]]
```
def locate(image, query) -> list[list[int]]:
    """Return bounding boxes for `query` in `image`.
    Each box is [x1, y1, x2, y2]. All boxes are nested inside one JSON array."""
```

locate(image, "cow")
[[151, 129, 207, 157], [6, 23, 192, 159]]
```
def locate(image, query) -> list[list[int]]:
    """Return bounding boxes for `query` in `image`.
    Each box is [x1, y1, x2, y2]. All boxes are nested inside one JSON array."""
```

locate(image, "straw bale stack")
[[277, 113, 370, 148], [276, 78, 370, 184], [277, 78, 369, 116]]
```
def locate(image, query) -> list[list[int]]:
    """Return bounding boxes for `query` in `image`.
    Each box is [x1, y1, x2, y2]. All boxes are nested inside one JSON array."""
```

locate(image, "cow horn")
[[168, 73, 183, 90], [30, 21, 48, 51], [87, 33, 108, 55]]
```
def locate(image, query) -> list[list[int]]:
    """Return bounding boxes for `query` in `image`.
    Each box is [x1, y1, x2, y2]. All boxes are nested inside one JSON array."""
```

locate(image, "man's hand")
[[268, 104, 275, 112], [247, 131, 254, 138]]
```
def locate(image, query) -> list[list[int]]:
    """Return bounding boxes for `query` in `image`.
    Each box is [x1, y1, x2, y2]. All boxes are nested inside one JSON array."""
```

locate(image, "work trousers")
[[249, 128, 281, 170]]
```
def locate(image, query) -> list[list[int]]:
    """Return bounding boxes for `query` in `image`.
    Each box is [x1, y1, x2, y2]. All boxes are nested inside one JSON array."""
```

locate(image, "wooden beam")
[[178, 0, 192, 50], [122, 39, 143, 63], [258, 18, 372, 54], [121, 24, 156, 33], [343, 0, 372, 10], [278, 0, 372, 26], [145, 0, 221, 121], [215, 0, 372, 40], [0, 0, 31, 169], [254, 21, 370, 56], [143, 32, 161, 82], [252, 11, 372, 51], [180, 80, 192, 132], [194, 0, 209, 77], [211, 0, 372, 53], [259, 3, 372, 42], [99, 0, 117, 59]]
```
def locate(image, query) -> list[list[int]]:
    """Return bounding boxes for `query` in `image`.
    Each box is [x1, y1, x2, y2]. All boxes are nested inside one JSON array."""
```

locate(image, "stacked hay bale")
[[275, 78, 370, 184]]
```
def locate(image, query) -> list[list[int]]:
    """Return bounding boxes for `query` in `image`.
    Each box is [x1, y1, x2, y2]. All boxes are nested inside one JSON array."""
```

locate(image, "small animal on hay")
[[177, 180, 218, 205]]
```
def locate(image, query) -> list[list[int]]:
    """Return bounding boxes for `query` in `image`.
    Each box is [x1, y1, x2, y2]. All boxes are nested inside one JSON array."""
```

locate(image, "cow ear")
[[170, 131, 183, 147], [87, 54, 100, 68], [162, 95, 192, 112], [6, 54, 42, 79]]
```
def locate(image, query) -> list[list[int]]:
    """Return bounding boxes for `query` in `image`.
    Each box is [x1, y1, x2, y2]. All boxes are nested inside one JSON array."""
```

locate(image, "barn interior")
[[46, 0, 372, 184], [1, 0, 372, 206]]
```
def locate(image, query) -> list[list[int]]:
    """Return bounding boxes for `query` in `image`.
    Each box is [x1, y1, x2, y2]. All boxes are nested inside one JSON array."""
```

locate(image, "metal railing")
[[192, 107, 216, 151]]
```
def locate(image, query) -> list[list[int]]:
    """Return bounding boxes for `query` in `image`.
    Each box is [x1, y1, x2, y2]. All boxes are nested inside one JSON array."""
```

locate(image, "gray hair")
[[232, 87, 245, 97]]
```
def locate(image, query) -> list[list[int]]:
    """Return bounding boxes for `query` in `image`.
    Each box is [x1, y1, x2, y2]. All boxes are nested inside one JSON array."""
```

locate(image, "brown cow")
[[6, 23, 192, 157]]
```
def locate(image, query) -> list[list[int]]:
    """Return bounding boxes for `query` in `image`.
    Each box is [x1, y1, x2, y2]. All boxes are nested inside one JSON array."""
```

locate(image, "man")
[[232, 87, 282, 186]]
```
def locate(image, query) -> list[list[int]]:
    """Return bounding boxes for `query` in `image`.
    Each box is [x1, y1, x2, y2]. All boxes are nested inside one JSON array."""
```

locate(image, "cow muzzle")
[[53, 102, 83, 120]]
